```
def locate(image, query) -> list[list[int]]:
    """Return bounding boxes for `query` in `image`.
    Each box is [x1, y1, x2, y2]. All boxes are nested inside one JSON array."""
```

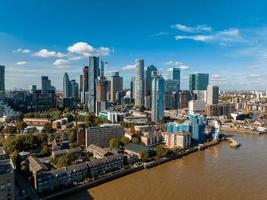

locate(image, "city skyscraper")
[[206, 85, 219, 105], [110, 72, 123, 103], [167, 67, 180, 81], [70, 79, 79, 99], [63, 73, 70, 98], [41, 76, 51, 94], [130, 76, 135, 99], [135, 59, 145, 108], [88, 56, 99, 112], [151, 73, 165, 122], [144, 65, 157, 109], [189, 73, 209, 91], [0, 65, 5, 100]]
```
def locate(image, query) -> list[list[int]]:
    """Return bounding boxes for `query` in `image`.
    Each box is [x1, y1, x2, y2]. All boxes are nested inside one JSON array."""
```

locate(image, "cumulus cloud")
[[16, 61, 28, 65], [13, 48, 31, 53], [67, 42, 110, 57], [53, 59, 69, 66], [165, 61, 190, 70], [122, 64, 136, 70], [33, 49, 66, 58], [171, 24, 212, 33]]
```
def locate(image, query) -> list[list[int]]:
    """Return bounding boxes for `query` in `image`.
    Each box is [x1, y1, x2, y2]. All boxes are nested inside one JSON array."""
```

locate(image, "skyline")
[[1, 0, 267, 90]]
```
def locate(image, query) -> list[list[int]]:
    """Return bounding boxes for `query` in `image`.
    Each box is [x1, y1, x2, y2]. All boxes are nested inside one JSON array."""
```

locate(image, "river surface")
[[64, 134, 267, 200]]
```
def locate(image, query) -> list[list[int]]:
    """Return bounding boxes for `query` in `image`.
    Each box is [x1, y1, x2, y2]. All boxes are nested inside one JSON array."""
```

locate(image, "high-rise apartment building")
[[206, 85, 219, 105], [151, 73, 165, 122], [88, 56, 99, 112], [63, 73, 70, 98], [0, 65, 5, 100], [144, 65, 157, 109], [135, 59, 145, 107]]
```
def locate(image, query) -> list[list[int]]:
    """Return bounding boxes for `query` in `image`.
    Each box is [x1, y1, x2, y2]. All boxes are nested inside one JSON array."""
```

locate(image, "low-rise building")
[[124, 143, 150, 159], [23, 118, 51, 126], [123, 116, 148, 124], [34, 154, 124, 193], [0, 159, 15, 200], [162, 132, 191, 149], [141, 131, 163, 146], [27, 156, 48, 174], [87, 144, 113, 158], [51, 147, 82, 158]]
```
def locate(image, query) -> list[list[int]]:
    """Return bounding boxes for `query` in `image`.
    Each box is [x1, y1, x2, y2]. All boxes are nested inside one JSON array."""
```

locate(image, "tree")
[[155, 145, 168, 158], [68, 129, 77, 143], [40, 145, 50, 157], [121, 136, 130, 145], [56, 153, 77, 168], [4, 126, 17, 135], [131, 137, 141, 144], [109, 138, 120, 149], [15, 121, 28, 133], [141, 150, 150, 161], [43, 124, 54, 133], [65, 113, 74, 122]]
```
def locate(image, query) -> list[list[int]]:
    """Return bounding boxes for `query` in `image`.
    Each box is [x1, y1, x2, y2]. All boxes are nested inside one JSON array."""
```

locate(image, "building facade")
[[135, 59, 145, 107], [151, 74, 165, 122]]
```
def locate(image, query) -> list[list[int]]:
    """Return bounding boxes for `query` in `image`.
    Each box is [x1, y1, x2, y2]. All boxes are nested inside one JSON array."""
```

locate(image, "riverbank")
[[41, 140, 221, 200], [220, 127, 266, 135]]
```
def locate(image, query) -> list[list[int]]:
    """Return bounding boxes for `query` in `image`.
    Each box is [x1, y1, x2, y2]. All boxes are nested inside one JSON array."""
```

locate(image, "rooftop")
[[124, 143, 150, 154]]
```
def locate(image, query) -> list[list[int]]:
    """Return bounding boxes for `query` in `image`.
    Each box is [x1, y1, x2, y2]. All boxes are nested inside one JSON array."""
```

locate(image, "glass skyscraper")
[[0, 65, 5, 100], [189, 73, 209, 91], [144, 65, 157, 109], [151, 73, 165, 122], [88, 56, 99, 112]]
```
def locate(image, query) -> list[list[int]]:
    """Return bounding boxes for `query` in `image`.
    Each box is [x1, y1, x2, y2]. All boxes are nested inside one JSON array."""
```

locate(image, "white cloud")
[[13, 48, 31, 53], [175, 28, 242, 44], [178, 65, 190, 71], [53, 59, 69, 66], [165, 60, 183, 66], [165, 61, 190, 70], [16, 61, 28, 65], [122, 64, 136, 70], [171, 24, 212, 33], [150, 32, 169, 37], [67, 42, 110, 57], [33, 49, 66, 58]]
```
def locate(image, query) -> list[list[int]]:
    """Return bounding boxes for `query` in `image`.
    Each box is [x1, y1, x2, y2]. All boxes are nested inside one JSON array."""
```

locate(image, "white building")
[[188, 100, 206, 115], [162, 132, 191, 149]]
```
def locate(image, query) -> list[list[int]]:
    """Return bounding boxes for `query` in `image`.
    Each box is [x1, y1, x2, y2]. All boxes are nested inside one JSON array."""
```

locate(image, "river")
[[64, 134, 267, 200]]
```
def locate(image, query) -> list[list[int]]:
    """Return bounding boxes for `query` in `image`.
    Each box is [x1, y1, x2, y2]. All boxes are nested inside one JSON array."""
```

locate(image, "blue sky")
[[0, 0, 267, 90]]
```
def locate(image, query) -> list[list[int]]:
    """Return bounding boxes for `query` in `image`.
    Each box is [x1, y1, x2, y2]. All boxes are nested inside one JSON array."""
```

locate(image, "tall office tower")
[[80, 75, 83, 92], [100, 60, 106, 77], [110, 72, 123, 103], [166, 67, 181, 109], [83, 66, 89, 91], [206, 85, 219, 105], [70, 80, 79, 99], [135, 59, 145, 107], [144, 65, 157, 109], [88, 56, 99, 112], [189, 73, 209, 91], [63, 73, 70, 98], [179, 90, 192, 109], [151, 73, 165, 122], [0, 65, 5, 100], [167, 67, 180, 81], [96, 77, 108, 114], [41, 76, 50, 94], [30, 85, 37, 93], [130, 76, 135, 99]]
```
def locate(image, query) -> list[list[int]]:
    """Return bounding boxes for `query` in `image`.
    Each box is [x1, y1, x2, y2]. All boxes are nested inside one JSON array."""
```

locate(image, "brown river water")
[[63, 134, 267, 200]]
